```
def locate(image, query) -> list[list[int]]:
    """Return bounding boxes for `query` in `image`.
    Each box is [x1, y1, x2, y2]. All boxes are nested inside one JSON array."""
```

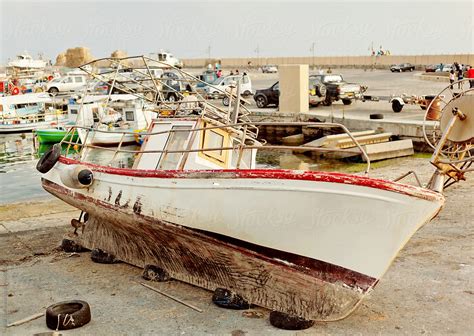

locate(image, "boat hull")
[[35, 129, 78, 144], [41, 158, 444, 320], [43, 178, 369, 321], [0, 121, 53, 134]]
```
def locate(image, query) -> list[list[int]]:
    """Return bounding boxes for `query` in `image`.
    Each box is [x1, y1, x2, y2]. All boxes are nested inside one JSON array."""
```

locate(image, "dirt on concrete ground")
[[0, 157, 473, 335]]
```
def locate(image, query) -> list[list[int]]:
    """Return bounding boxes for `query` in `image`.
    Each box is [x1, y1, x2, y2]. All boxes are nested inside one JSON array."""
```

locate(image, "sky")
[[1, 0, 473, 63]]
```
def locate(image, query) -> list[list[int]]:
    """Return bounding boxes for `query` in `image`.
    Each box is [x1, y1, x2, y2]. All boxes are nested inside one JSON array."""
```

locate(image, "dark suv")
[[253, 78, 326, 108]]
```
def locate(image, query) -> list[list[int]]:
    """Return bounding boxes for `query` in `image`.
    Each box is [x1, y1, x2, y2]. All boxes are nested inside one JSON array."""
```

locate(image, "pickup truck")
[[310, 74, 364, 105]]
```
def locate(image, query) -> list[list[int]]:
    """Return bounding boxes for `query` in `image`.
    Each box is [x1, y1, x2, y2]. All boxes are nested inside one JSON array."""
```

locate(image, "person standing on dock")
[[467, 66, 474, 88], [457, 68, 464, 89], [449, 70, 455, 89]]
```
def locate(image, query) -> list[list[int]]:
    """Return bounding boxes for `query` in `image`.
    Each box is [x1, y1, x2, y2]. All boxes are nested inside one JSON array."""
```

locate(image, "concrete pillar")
[[279, 64, 309, 113]]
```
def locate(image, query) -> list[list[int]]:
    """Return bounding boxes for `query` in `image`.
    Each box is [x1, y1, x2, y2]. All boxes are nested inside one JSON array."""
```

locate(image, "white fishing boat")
[[37, 58, 474, 328], [0, 93, 67, 134], [70, 94, 154, 146], [8, 53, 47, 69]]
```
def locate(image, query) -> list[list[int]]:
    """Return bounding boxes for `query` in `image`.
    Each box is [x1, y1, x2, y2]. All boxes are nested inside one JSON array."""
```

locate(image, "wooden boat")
[[37, 58, 474, 326]]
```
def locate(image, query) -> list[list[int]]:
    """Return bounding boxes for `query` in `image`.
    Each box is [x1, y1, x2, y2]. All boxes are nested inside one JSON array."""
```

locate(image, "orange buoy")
[[12, 87, 20, 95]]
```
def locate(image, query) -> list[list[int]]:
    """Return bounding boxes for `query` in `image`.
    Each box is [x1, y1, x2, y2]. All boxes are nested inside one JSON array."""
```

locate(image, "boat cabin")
[[134, 118, 257, 170], [69, 95, 150, 129]]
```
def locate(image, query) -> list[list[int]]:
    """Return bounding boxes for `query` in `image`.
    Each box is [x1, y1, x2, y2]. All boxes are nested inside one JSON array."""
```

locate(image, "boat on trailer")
[[37, 58, 474, 327]]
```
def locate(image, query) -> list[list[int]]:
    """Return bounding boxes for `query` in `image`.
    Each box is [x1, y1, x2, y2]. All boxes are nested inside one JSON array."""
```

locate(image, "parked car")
[[261, 65, 278, 73], [203, 75, 253, 98], [253, 78, 326, 108], [390, 63, 415, 72], [435, 64, 453, 72], [425, 64, 439, 72], [310, 74, 364, 106], [196, 70, 219, 89], [46, 74, 88, 93]]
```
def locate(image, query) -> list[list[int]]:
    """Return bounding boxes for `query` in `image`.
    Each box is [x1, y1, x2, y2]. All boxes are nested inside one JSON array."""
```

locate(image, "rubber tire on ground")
[[46, 300, 91, 330], [342, 99, 352, 105], [90, 248, 117, 264], [269, 311, 315, 330], [391, 100, 403, 113], [255, 95, 268, 108], [142, 265, 171, 282], [324, 96, 332, 106], [167, 93, 177, 102], [36, 143, 61, 173], [212, 288, 251, 310], [222, 96, 230, 106], [61, 239, 88, 253], [370, 113, 384, 120]]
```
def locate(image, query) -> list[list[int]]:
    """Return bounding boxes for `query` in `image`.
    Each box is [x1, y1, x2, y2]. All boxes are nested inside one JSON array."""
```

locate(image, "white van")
[[203, 75, 253, 98], [46, 74, 88, 93]]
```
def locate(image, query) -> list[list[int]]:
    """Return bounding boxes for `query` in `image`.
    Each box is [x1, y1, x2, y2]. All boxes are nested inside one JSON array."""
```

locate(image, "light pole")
[[310, 42, 316, 70], [254, 44, 260, 67]]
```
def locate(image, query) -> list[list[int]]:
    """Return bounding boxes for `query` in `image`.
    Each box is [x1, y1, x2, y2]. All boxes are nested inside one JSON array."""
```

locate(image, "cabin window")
[[92, 107, 99, 122], [199, 123, 229, 165], [231, 140, 252, 168], [206, 131, 224, 156], [125, 111, 134, 121], [70, 109, 78, 115], [157, 126, 192, 170], [74, 77, 83, 83]]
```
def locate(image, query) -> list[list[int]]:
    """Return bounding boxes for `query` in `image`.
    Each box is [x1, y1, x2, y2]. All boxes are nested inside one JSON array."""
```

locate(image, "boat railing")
[[79, 56, 255, 126], [0, 109, 67, 124], [60, 121, 371, 174]]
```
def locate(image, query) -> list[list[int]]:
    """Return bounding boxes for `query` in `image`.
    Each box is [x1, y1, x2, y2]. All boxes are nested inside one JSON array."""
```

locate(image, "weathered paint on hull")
[[43, 178, 369, 321]]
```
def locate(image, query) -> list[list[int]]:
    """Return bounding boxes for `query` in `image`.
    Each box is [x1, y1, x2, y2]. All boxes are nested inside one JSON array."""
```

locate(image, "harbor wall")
[[182, 54, 474, 69]]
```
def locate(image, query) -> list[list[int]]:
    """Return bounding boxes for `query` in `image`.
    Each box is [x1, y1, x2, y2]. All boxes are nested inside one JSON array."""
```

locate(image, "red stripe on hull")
[[58, 156, 444, 202]]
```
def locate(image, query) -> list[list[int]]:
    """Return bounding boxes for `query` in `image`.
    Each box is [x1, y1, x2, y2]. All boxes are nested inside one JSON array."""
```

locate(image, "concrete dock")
[[1, 157, 473, 335]]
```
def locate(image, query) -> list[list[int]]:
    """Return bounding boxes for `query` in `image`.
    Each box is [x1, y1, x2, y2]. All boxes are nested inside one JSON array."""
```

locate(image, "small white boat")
[[37, 58, 474, 327], [8, 53, 47, 69], [0, 93, 67, 134], [71, 94, 153, 146]]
